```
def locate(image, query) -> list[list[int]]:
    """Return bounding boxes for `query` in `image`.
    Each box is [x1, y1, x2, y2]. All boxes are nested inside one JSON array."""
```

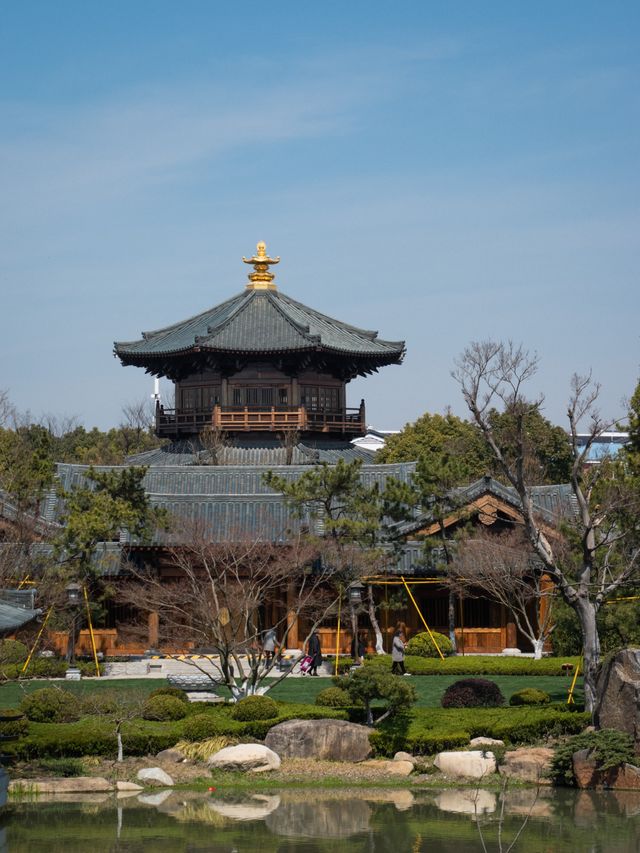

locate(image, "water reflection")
[[3, 785, 640, 852]]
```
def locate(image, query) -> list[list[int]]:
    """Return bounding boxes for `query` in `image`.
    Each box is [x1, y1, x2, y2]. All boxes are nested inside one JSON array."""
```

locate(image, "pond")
[[2, 785, 639, 852]]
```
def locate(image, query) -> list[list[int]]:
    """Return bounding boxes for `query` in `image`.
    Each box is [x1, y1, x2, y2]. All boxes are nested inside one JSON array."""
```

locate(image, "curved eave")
[[115, 341, 405, 365]]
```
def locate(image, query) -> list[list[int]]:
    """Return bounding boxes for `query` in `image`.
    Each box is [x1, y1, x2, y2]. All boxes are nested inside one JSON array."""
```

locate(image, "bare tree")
[[193, 426, 229, 465], [453, 341, 640, 712], [0, 390, 15, 429], [120, 524, 340, 699], [447, 528, 556, 659]]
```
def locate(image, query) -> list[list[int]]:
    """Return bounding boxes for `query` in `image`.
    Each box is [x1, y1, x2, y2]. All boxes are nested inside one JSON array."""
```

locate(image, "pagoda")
[[114, 242, 405, 441]]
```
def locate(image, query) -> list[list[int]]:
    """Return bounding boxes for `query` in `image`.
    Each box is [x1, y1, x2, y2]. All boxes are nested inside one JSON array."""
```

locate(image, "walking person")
[[391, 626, 408, 676], [307, 630, 323, 676], [263, 627, 278, 665]]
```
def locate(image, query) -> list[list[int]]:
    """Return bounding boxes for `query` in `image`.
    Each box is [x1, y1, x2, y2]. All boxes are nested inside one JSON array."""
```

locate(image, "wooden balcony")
[[156, 403, 366, 438]]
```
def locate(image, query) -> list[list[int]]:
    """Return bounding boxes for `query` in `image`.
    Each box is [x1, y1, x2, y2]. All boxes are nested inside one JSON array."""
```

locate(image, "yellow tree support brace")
[[567, 657, 582, 705], [83, 586, 101, 677], [21, 607, 53, 675], [401, 575, 445, 661], [334, 591, 342, 677]]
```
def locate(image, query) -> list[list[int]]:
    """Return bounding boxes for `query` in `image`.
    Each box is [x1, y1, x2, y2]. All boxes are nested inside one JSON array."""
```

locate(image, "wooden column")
[[286, 581, 299, 649], [148, 611, 159, 649], [221, 378, 229, 406], [506, 620, 518, 648], [290, 376, 299, 406]]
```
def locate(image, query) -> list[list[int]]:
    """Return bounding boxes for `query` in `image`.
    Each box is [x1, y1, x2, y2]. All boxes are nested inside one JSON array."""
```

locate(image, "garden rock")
[[155, 748, 187, 763], [434, 750, 496, 779], [393, 751, 416, 764], [360, 759, 414, 776], [470, 737, 504, 748], [594, 648, 640, 752], [435, 789, 497, 815], [136, 767, 175, 787], [116, 781, 143, 792], [572, 749, 640, 790], [499, 747, 554, 783], [265, 719, 373, 762], [208, 743, 281, 773], [9, 777, 112, 794]]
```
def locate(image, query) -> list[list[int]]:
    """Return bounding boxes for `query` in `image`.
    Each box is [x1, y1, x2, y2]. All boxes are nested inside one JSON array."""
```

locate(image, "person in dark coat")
[[351, 631, 366, 664], [307, 631, 322, 676]]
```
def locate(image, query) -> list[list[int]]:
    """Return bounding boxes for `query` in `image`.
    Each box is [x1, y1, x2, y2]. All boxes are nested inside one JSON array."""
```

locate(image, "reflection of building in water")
[[575, 432, 628, 465]]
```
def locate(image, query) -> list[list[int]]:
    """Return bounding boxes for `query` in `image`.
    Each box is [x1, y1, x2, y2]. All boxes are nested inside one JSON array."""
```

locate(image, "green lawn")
[[0, 673, 584, 710], [268, 674, 584, 706]]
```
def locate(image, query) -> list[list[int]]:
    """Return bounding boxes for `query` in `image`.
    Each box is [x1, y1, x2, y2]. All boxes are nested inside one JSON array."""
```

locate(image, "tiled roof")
[[48, 460, 417, 542], [125, 439, 374, 467], [114, 289, 404, 364]]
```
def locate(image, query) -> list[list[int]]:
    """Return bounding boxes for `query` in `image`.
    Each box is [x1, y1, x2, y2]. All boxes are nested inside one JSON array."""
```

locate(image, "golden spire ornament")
[[243, 241, 280, 290]]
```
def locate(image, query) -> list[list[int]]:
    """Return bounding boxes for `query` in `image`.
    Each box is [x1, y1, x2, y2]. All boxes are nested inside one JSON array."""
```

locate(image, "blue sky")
[[1, 2, 638, 432]]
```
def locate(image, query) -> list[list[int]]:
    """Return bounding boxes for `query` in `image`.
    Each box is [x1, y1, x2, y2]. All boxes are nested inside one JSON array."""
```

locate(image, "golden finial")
[[242, 241, 280, 290]]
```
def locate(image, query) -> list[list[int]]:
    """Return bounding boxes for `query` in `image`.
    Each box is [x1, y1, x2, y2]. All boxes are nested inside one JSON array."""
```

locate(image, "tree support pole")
[[401, 576, 445, 660], [567, 657, 582, 705], [21, 607, 53, 675]]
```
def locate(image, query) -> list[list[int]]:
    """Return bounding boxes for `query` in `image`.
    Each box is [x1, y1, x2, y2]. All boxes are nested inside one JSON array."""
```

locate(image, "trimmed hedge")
[[365, 655, 582, 676], [142, 695, 188, 722], [510, 688, 551, 706], [231, 695, 278, 721], [20, 688, 81, 723], [0, 709, 28, 738], [370, 705, 590, 756], [405, 631, 453, 658], [148, 687, 189, 704], [0, 659, 104, 680], [0, 640, 28, 665], [315, 687, 352, 708], [441, 678, 505, 709]]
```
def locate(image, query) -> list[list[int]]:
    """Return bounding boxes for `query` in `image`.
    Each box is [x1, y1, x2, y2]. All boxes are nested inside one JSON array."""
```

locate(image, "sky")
[[1, 2, 639, 434]]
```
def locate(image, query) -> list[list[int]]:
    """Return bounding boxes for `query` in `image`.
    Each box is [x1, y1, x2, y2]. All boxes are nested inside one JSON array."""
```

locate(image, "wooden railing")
[[156, 403, 366, 437]]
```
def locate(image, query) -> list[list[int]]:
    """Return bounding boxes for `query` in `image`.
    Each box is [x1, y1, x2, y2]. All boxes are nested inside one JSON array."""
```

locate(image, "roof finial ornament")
[[243, 241, 280, 291]]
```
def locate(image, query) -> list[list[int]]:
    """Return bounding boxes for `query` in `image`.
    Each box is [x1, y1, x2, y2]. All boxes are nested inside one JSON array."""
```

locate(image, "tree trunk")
[[574, 596, 600, 715], [116, 727, 123, 762], [532, 636, 544, 660], [448, 591, 457, 652], [367, 585, 385, 654]]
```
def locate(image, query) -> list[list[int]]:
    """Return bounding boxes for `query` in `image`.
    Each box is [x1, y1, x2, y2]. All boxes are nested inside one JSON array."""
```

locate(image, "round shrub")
[[315, 687, 351, 708], [142, 694, 188, 722], [441, 678, 505, 709], [231, 695, 279, 722], [0, 709, 28, 738], [20, 688, 81, 723], [405, 631, 453, 658], [0, 639, 28, 665], [82, 693, 120, 716], [510, 688, 551, 706], [183, 713, 226, 741], [149, 686, 189, 704]]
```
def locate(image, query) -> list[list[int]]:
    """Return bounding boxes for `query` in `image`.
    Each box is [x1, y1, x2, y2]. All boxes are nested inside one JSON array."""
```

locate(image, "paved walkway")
[[101, 655, 329, 679]]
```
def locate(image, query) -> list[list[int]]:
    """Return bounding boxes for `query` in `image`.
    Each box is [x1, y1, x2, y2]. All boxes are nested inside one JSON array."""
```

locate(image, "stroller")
[[299, 654, 314, 675]]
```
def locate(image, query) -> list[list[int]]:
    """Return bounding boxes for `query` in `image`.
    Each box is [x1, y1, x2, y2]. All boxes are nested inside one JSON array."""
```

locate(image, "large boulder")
[[208, 743, 281, 773], [594, 648, 640, 752], [434, 750, 496, 779], [265, 719, 373, 762], [498, 747, 554, 783], [572, 749, 640, 790], [136, 767, 175, 787], [9, 777, 112, 794]]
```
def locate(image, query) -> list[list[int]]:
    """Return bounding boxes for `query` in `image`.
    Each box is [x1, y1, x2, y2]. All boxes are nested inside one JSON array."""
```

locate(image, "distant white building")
[[351, 428, 400, 453]]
